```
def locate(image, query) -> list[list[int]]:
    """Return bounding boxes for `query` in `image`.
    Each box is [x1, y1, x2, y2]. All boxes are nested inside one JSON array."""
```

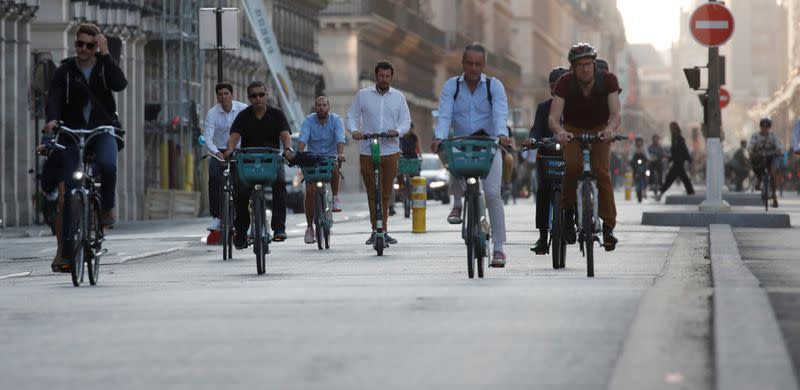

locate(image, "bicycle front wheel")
[[64, 191, 86, 287], [551, 195, 563, 269], [582, 186, 595, 278], [763, 171, 770, 211], [253, 197, 266, 275], [222, 189, 232, 260], [315, 190, 324, 250], [87, 196, 103, 286], [464, 193, 475, 279]]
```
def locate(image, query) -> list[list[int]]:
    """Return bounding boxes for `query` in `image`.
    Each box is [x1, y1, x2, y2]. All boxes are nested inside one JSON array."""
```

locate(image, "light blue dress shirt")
[[299, 112, 345, 156], [434, 73, 509, 139]]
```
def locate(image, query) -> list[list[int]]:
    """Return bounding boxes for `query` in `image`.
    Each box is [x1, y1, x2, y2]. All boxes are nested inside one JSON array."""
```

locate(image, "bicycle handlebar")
[[521, 137, 558, 151], [569, 134, 627, 143], [54, 124, 123, 149], [361, 132, 398, 139]]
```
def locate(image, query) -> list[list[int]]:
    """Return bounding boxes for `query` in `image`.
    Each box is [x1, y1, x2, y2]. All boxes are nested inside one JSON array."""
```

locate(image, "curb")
[[710, 224, 799, 390]]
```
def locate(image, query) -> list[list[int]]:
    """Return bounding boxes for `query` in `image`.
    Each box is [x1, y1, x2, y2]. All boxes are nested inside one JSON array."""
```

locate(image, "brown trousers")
[[360, 152, 399, 232], [561, 124, 617, 229]]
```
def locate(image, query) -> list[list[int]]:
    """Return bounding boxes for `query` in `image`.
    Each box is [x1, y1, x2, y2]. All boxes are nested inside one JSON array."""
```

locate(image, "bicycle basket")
[[445, 139, 498, 178], [538, 155, 565, 181], [398, 157, 421, 175], [234, 151, 281, 186], [300, 157, 335, 182]]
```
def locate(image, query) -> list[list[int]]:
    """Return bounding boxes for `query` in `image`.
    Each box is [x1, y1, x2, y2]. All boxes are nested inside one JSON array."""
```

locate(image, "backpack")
[[453, 76, 493, 108]]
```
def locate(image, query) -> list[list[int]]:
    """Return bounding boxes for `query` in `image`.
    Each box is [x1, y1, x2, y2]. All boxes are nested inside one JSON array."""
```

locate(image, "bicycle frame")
[[362, 133, 396, 255]]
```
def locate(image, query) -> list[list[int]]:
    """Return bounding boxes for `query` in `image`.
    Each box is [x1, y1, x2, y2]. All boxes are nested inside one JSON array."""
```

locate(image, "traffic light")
[[684, 67, 701, 90]]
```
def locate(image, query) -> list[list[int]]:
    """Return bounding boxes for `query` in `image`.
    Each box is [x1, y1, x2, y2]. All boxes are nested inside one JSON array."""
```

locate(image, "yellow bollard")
[[411, 176, 427, 233], [184, 150, 194, 192], [624, 171, 633, 201]]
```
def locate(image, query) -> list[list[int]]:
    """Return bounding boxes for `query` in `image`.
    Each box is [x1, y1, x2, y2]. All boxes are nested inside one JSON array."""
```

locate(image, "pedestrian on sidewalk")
[[657, 121, 694, 201], [792, 118, 800, 155], [203, 82, 247, 242]]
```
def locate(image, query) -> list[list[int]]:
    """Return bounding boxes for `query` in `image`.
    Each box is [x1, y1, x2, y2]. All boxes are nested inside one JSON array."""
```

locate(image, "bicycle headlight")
[[316, 181, 323, 188], [393, 183, 400, 190], [555, 143, 561, 151], [467, 177, 477, 185], [645, 170, 651, 177], [72, 171, 84, 181], [637, 159, 642, 164]]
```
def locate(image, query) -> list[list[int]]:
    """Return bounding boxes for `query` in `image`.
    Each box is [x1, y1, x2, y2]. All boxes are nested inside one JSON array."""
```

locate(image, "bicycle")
[[54, 124, 123, 287], [296, 154, 339, 250], [204, 153, 235, 260], [753, 155, 774, 211], [569, 134, 627, 278], [442, 136, 498, 279], [397, 156, 421, 219], [361, 133, 397, 256], [232, 147, 284, 275], [523, 138, 566, 269]]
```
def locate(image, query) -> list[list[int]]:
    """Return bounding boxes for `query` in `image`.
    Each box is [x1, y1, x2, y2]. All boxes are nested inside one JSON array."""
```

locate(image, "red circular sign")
[[719, 87, 730, 109], [690, 3, 735, 47]]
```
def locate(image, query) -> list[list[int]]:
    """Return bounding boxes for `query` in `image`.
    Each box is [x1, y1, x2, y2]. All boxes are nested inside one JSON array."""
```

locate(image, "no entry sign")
[[690, 3, 735, 47], [719, 87, 730, 109]]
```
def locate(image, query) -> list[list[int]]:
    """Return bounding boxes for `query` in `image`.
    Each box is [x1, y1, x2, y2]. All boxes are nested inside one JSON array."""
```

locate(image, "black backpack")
[[568, 69, 607, 107]]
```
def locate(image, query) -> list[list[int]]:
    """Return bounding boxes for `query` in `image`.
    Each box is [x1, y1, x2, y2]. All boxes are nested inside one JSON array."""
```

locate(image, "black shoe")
[[365, 232, 376, 245], [388, 207, 396, 216], [233, 230, 248, 250], [272, 230, 287, 242], [563, 209, 577, 244], [602, 224, 618, 252], [384, 234, 398, 245], [531, 236, 549, 254]]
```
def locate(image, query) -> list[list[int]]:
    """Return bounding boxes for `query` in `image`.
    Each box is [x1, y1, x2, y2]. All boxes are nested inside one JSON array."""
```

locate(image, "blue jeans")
[[62, 132, 117, 210]]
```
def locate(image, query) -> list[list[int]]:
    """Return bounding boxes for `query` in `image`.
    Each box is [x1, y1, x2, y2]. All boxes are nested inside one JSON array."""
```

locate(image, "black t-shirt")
[[400, 133, 418, 158], [230, 106, 291, 148]]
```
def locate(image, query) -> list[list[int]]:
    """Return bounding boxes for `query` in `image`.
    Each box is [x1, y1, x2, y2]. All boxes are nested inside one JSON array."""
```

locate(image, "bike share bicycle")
[[231, 147, 284, 274], [396, 156, 421, 219], [754, 155, 774, 211], [362, 133, 396, 256], [55, 124, 123, 286], [569, 133, 626, 277], [523, 138, 567, 269], [294, 153, 340, 249], [442, 135, 498, 279], [204, 154, 236, 260]]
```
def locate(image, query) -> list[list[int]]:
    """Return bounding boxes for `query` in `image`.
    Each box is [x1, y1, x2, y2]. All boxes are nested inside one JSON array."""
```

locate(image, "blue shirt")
[[299, 112, 345, 156], [434, 73, 509, 139]]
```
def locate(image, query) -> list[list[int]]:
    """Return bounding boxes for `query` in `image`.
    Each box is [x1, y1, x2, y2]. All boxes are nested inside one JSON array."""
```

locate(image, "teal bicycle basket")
[[398, 157, 421, 176], [445, 139, 498, 179], [301, 157, 335, 183], [234, 151, 282, 186]]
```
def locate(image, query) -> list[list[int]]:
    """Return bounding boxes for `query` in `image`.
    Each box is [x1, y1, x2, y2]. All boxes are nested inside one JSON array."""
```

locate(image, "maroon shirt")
[[553, 71, 621, 130]]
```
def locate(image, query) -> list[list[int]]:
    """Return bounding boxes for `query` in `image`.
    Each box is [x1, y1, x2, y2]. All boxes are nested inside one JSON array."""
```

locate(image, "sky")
[[617, 0, 695, 51]]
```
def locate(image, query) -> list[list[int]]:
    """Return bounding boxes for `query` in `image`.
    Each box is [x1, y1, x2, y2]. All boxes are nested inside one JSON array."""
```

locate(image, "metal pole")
[[216, 6, 223, 84], [707, 47, 721, 138], [699, 33, 731, 211]]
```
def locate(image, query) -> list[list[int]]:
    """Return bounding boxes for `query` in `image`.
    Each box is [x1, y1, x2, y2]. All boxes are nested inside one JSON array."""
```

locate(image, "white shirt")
[[203, 101, 248, 154], [346, 85, 412, 156]]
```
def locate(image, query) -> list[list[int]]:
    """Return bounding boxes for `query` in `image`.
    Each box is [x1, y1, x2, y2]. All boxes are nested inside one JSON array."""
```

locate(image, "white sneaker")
[[304, 227, 316, 244], [332, 196, 343, 212], [207, 218, 221, 231]]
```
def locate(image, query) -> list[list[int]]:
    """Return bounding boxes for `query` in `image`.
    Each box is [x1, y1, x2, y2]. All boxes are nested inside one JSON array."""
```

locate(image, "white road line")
[[0, 271, 33, 280]]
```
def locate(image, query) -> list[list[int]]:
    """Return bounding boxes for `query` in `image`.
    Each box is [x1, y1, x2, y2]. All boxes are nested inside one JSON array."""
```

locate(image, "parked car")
[[420, 153, 450, 204]]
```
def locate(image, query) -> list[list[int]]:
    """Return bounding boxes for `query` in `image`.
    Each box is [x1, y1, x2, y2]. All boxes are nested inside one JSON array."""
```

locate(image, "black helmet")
[[759, 117, 772, 127], [568, 43, 597, 65], [548, 67, 569, 85], [595, 59, 609, 72]]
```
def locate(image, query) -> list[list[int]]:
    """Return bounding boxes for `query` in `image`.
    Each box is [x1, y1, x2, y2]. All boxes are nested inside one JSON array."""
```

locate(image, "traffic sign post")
[[690, 2, 735, 47]]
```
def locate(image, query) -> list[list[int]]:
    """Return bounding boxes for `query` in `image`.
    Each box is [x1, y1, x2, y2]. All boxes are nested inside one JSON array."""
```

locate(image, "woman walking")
[[656, 122, 694, 201]]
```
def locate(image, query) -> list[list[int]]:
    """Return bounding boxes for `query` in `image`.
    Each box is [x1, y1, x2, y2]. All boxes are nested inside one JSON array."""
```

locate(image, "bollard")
[[411, 176, 427, 233], [624, 171, 633, 201]]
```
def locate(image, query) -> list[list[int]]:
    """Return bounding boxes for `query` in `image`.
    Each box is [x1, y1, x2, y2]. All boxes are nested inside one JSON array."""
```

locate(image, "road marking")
[[0, 271, 33, 280], [695, 20, 729, 29], [119, 247, 182, 263]]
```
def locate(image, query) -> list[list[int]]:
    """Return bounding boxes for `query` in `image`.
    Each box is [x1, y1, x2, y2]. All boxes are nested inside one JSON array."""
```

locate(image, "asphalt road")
[[1, 191, 710, 389]]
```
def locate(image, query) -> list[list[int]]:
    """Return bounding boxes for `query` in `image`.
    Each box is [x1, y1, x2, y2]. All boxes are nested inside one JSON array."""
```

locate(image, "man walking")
[[346, 61, 412, 246], [203, 82, 247, 243], [432, 43, 513, 266]]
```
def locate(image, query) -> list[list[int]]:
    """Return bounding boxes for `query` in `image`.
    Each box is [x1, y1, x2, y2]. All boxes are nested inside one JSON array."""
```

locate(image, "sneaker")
[[273, 230, 287, 242], [531, 236, 549, 254], [304, 227, 315, 244], [388, 206, 396, 216], [563, 209, 577, 244], [365, 232, 376, 245], [332, 196, 343, 212], [233, 230, 248, 250], [490, 251, 506, 268], [447, 207, 462, 224], [602, 224, 618, 252], [207, 217, 221, 231], [385, 233, 398, 245]]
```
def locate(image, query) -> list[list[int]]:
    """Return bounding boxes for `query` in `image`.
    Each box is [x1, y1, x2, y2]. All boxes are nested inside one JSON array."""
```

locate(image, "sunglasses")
[[248, 92, 266, 99], [75, 40, 96, 50]]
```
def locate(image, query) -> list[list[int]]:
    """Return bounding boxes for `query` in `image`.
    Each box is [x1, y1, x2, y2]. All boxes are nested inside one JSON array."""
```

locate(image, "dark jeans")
[[233, 164, 286, 235], [208, 157, 225, 219], [660, 162, 694, 195], [61, 132, 117, 210], [535, 177, 557, 232]]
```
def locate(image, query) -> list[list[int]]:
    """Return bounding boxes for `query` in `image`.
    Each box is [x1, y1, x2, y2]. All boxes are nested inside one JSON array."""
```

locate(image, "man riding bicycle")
[[748, 117, 784, 208], [346, 61, 412, 246], [41, 23, 127, 272], [548, 43, 622, 251], [298, 96, 346, 244], [524, 66, 569, 254], [432, 43, 513, 266], [224, 81, 295, 248]]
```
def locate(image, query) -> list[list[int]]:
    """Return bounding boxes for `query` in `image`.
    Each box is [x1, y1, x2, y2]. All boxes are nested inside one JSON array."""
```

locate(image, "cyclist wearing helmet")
[[549, 43, 622, 251], [523, 66, 568, 254], [749, 117, 783, 208]]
